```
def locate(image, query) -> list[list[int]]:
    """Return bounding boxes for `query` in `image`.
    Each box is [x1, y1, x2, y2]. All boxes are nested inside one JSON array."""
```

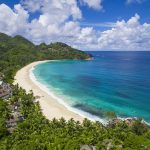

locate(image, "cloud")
[[21, 0, 82, 21], [0, 2, 150, 51], [20, 0, 43, 12], [0, 4, 29, 36], [24, 0, 83, 44], [80, 0, 103, 10], [81, 22, 115, 28], [98, 14, 150, 50], [126, 0, 146, 4]]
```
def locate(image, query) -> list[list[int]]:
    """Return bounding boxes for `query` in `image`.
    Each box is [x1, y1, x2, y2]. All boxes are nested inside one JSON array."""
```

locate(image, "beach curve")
[[13, 60, 84, 122]]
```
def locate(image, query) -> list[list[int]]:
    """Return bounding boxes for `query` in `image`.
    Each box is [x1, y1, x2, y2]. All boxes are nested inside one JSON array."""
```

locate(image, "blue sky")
[[2, 0, 150, 23], [0, 0, 150, 50]]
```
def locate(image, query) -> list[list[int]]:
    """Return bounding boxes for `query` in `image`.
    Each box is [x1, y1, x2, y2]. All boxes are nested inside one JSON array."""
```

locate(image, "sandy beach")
[[14, 61, 84, 122]]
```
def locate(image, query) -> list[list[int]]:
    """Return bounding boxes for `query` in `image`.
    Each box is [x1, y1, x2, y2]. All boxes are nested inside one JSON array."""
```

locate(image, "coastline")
[[14, 60, 85, 122], [13, 60, 149, 125]]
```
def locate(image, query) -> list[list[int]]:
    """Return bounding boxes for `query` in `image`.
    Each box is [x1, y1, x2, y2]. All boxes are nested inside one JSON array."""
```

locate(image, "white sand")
[[14, 61, 84, 122]]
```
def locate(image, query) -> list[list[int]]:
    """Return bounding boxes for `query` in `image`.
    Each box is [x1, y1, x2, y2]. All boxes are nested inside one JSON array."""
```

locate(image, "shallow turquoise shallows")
[[33, 51, 150, 123]]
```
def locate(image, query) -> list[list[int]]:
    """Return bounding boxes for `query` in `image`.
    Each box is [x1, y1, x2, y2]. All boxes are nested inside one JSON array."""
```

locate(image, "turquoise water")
[[33, 52, 150, 122]]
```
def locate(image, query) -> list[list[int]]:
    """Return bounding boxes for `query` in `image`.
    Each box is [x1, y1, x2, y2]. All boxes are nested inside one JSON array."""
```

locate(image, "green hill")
[[0, 33, 91, 83]]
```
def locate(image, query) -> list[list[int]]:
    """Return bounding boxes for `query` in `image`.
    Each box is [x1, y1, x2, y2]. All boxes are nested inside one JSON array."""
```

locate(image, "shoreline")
[[13, 60, 150, 125], [14, 60, 85, 122], [29, 62, 107, 123]]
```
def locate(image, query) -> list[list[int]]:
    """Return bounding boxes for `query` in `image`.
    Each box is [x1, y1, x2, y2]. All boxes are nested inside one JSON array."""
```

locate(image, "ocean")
[[32, 51, 150, 123]]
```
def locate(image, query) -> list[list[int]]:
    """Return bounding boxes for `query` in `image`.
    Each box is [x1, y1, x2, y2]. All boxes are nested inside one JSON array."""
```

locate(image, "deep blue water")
[[33, 51, 150, 122]]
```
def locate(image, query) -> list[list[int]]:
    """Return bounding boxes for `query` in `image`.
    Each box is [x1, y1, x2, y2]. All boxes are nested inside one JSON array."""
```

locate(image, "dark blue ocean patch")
[[115, 91, 131, 99], [74, 104, 104, 117], [76, 75, 101, 87]]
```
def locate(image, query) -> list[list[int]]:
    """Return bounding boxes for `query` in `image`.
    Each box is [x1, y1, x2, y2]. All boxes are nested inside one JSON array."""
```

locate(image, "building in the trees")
[[0, 80, 12, 99]]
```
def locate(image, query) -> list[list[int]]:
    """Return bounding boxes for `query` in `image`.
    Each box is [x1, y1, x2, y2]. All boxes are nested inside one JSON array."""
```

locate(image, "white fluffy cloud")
[[80, 0, 103, 10], [21, 0, 82, 21], [0, 1, 150, 50], [98, 14, 150, 50], [0, 4, 29, 35]]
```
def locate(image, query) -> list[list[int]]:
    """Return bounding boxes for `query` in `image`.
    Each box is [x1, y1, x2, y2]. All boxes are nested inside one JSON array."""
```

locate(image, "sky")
[[0, 0, 150, 50]]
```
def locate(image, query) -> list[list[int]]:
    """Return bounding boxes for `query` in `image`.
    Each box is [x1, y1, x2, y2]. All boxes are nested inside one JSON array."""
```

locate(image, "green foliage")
[[132, 119, 148, 135], [0, 87, 150, 150], [0, 100, 9, 139]]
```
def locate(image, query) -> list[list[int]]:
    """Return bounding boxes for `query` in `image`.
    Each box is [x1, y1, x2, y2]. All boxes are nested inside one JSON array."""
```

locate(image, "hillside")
[[0, 33, 91, 83]]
